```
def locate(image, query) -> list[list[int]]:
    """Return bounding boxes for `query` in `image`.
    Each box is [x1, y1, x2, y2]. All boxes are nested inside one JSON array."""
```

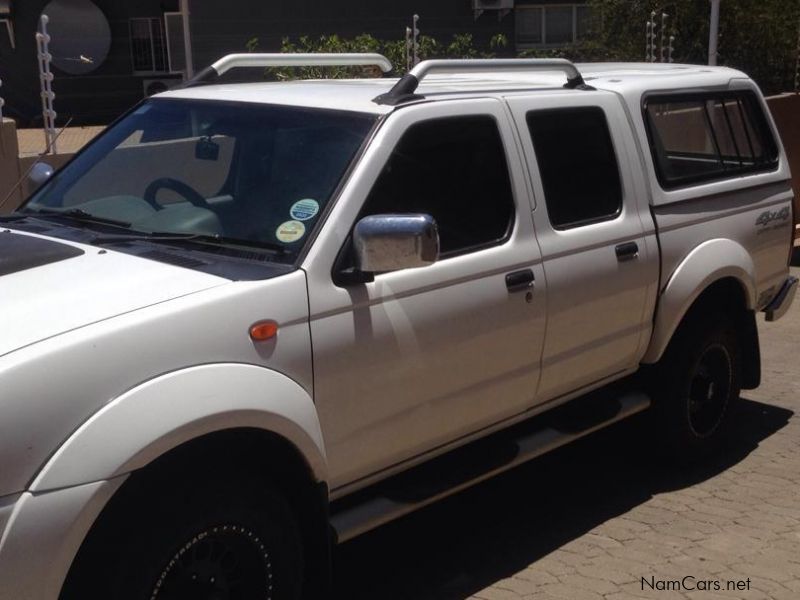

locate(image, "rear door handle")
[[615, 242, 639, 262], [506, 269, 535, 292]]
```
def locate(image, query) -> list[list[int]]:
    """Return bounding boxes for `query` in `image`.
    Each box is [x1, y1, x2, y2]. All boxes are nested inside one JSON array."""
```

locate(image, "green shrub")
[[577, 0, 800, 95], [245, 32, 509, 79], [246, 4, 800, 95]]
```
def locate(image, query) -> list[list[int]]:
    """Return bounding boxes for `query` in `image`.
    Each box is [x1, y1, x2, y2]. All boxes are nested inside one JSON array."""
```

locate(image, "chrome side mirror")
[[27, 162, 54, 194], [353, 214, 439, 274]]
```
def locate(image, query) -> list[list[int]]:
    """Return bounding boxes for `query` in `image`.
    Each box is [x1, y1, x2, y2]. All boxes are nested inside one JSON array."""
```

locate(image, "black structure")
[[0, 0, 586, 126], [0, 0, 184, 125]]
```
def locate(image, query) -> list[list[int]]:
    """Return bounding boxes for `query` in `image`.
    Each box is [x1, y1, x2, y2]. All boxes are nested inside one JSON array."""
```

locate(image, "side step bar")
[[331, 390, 650, 543]]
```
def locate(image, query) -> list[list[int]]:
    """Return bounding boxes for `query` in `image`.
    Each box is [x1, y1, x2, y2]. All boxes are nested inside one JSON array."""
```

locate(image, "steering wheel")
[[143, 178, 210, 210]]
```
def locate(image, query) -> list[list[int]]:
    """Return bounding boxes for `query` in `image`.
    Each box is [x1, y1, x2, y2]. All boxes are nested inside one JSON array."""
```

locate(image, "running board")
[[330, 390, 650, 543]]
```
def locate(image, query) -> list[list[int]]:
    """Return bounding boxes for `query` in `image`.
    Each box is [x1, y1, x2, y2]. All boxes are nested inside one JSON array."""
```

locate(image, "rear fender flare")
[[643, 239, 756, 364]]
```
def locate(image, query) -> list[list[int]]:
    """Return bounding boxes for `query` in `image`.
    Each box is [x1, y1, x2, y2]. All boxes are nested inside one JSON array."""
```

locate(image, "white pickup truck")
[[0, 55, 796, 600]]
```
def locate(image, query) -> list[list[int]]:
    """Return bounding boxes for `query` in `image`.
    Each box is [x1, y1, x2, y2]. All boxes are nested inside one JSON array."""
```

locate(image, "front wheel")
[[61, 474, 304, 600], [650, 314, 741, 461]]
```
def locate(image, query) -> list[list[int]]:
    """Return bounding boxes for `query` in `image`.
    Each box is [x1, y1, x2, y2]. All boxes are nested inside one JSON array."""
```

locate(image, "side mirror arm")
[[334, 266, 375, 287], [331, 234, 375, 287]]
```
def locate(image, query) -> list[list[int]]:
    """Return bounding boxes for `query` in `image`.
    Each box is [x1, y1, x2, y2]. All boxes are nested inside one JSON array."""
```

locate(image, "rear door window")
[[526, 107, 623, 230]]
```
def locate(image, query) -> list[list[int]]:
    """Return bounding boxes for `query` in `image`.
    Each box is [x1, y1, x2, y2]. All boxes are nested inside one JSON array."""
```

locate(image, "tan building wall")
[[0, 118, 75, 214], [0, 118, 23, 214], [766, 94, 800, 233]]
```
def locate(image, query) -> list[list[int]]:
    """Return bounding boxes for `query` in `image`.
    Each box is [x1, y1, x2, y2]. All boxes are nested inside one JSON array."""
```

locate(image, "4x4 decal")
[[756, 207, 791, 227]]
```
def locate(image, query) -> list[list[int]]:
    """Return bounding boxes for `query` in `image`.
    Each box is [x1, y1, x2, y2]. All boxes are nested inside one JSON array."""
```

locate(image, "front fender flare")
[[30, 363, 327, 493], [643, 238, 756, 364]]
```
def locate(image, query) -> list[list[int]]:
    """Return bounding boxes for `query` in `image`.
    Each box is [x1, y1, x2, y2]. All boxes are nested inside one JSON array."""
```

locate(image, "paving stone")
[[575, 563, 637, 585], [605, 592, 677, 600], [558, 573, 618, 595], [537, 582, 605, 600], [512, 570, 559, 587], [520, 593, 564, 600], [496, 577, 540, 596], [617, 579, 688, 599], [474, 588, 523, 600]]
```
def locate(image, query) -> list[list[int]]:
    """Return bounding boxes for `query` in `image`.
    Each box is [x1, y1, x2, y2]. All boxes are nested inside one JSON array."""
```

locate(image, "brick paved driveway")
[[334, 265, 800, 600]]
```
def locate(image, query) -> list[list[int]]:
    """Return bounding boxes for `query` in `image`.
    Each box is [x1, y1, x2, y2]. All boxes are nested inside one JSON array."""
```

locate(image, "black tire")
[[61, 472, 304, 600], [650, 312, 742, 462]]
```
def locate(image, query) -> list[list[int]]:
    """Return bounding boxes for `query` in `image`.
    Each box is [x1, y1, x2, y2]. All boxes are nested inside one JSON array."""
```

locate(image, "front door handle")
[[615, 242, 639, 262], [506, 269, 535, 292]]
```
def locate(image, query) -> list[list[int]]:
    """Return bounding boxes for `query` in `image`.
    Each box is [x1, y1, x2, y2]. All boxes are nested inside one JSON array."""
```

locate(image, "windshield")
[[23, 99, 376, 262]]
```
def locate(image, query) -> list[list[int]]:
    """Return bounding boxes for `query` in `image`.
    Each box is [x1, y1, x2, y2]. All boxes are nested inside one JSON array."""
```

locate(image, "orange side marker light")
[[249, 320, 278, 341]]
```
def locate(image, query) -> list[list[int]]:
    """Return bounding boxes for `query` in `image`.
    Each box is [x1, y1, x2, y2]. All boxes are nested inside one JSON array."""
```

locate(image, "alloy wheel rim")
[[687, 343, 732, 438], [149, 524, 273, 600]]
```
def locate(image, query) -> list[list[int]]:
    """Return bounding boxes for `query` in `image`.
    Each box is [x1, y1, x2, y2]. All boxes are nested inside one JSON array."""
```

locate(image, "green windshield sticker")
[[290, 199, 320, 221]]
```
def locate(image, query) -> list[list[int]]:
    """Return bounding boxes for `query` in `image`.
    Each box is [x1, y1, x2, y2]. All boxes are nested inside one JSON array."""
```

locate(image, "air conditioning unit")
[[473, 0, 514, 20], [142, 77, 182, 98]]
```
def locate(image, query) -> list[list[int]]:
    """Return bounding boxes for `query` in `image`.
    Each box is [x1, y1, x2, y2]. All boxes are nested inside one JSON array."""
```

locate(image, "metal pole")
[[405, 27, 412, 72], [649, 11, 657, 63], [36, 15, 57, 154], [412, 14, 420, 66], [0, 79, 4, 121], [180, 0, 194, 79], [660, 13, 668, 63], [709, 0, 721, 66]]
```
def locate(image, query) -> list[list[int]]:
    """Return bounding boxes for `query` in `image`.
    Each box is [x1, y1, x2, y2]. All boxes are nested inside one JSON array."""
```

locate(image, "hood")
[[0, 230, 229, 357]]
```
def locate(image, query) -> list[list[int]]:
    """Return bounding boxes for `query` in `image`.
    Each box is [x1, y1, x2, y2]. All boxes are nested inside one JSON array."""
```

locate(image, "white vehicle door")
[[506, 92, 658, 402], [303, 99, 547, 491]]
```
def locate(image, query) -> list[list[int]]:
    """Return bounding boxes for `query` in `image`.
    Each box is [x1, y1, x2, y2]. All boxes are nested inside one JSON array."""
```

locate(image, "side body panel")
[[654, 183, 793, 307], [303, 99, 547, 492], [0, 269, 317, 496], [506, 91, 660, 401], [0, 274, 323, 600], [627, 79, 795, 361], [645, 182, 793, 362]]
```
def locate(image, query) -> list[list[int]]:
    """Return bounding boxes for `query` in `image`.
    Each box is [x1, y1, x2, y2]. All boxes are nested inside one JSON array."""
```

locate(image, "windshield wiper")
[[91, 231, 289, 256], [31, 208, 132, 230], [0, 213, 30, 222]]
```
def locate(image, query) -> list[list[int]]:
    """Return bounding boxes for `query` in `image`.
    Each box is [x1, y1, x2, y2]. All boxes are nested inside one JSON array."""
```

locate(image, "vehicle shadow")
[[332, 397, 793, 600]]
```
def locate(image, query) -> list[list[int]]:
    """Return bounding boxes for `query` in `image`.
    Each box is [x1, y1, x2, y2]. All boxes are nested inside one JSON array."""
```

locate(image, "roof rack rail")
[[183, 53, 394, 88], [373, 58, 592, 106]]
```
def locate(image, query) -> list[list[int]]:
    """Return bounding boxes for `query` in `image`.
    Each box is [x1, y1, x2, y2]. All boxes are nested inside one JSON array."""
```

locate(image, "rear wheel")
[[651, 313, 741, 461]]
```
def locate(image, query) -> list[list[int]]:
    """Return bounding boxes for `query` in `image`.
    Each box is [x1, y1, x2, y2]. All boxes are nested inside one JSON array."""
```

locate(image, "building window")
[[515, 4, 591, 48], [0, 0, 15, 50], [130, 17, 168, 73]]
